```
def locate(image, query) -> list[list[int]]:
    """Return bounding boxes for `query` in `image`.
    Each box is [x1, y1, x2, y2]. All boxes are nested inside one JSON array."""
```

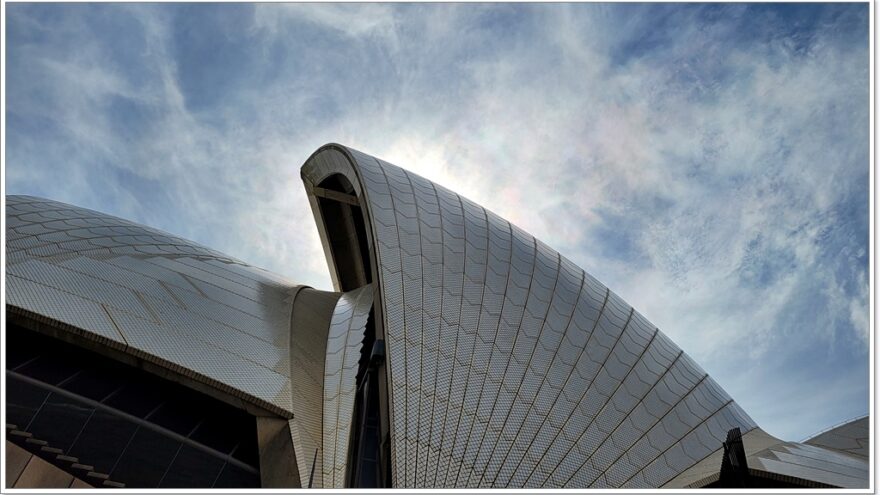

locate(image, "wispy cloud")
[[5, 3, 868, 441]]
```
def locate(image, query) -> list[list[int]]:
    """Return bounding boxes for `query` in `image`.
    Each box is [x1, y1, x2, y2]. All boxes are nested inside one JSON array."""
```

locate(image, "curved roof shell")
[[5, 194, 376, 488], [7, 195, 306, 417], [302, 144, 762, 488], [804, 415, 869, 459]]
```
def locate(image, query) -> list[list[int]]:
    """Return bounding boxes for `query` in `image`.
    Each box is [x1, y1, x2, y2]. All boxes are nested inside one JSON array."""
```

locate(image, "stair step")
[[56, 454, 79, 463], [103, 480, 125, 488], [86, 472, 109, 480], [6, 424, 18, 430], [40, 446, 63, 454], [9, 430, 32, 438], [25, 438, 48, 446], [71, 463, 94, 471]]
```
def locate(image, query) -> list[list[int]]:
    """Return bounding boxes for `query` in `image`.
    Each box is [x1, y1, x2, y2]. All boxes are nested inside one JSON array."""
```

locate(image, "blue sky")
[[5, 3, 869, 442]]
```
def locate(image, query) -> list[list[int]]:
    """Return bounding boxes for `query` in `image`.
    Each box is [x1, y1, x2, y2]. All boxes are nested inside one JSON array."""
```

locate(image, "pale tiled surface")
[[286, 287, 338, 488], [6, 195, 300, 416], [662, 427, 782, 488], [301, 144, 760, 488], [749, 440, 868, 488], [6, 195, 383, 490], [322, 285, 374, 488], [804, 415, 869, 459], [285, 285, 374, 488]]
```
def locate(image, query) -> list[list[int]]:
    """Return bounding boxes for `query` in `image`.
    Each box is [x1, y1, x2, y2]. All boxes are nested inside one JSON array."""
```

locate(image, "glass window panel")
[[363, 426, 380, 462], [6, 326, 263, 488], [6, 376, 50, 428], [230, 420, 260, 468], [159, 445, 225, 488], [61, 368, 126, 402], [27, 392, 94, 451], [147, 399, 202, 436], [68, 410, 138, 474], [189, 411, 243, 455], [109, 428, 180, 487], [6, 333, 40, 370], [103, 379, 165, 418], [16, 353, 81, 386], [212, 464, 260, 488]]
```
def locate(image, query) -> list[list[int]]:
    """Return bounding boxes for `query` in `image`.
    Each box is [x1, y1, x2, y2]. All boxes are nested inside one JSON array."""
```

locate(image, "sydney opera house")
[[4, 144, 869, 489]]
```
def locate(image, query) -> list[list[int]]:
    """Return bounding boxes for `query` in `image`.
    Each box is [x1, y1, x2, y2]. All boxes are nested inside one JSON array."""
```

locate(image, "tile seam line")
[[569, 370, 711, 488], [325, 293, 347, 487], [460, 217, 515, 487], [758, 460, 863, 483], [507, 267, 589, 486], [473, 234, 539, 486], [99, 302, 131, 346], [400, 168, 429, 488], [759, 447, 869, 477], [375, 157, 409, 487], [164, 254, 264, 288], [7, 236, 236, 270], [449, 203, 491, 487], [157, 280, 190, 310], [424, 178, 446, 489], [133, 290, 162, 325], [8, 202, 239, 261], [147, 257, 267, 305], [520, 321, 658, 487], [532, 294, 630, 485], [134, 286, 285, 349], [551, 348, 684, 487], [8, 222, 206, 244], [173, 256, 276, 290], [774, 444, 871, 470], [434, 190, 470, 488], [7, 263, 154, 323], [490, 249, 564, 487], [8, 239, 242, 275], [482, 278, 611, 490], [517, 302, 634, 488], [619, 398, 736, 488], [332, 290, 364, 487]]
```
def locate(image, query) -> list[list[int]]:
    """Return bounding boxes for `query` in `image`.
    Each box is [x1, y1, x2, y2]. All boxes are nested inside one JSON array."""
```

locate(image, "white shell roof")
[[6, 195, 302, 416], [804, 415, 869, 459], [302, 144, 761, 488]]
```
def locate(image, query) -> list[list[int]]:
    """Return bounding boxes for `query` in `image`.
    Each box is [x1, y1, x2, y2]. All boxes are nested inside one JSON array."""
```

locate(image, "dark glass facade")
[[6, 324, 260, 488]]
